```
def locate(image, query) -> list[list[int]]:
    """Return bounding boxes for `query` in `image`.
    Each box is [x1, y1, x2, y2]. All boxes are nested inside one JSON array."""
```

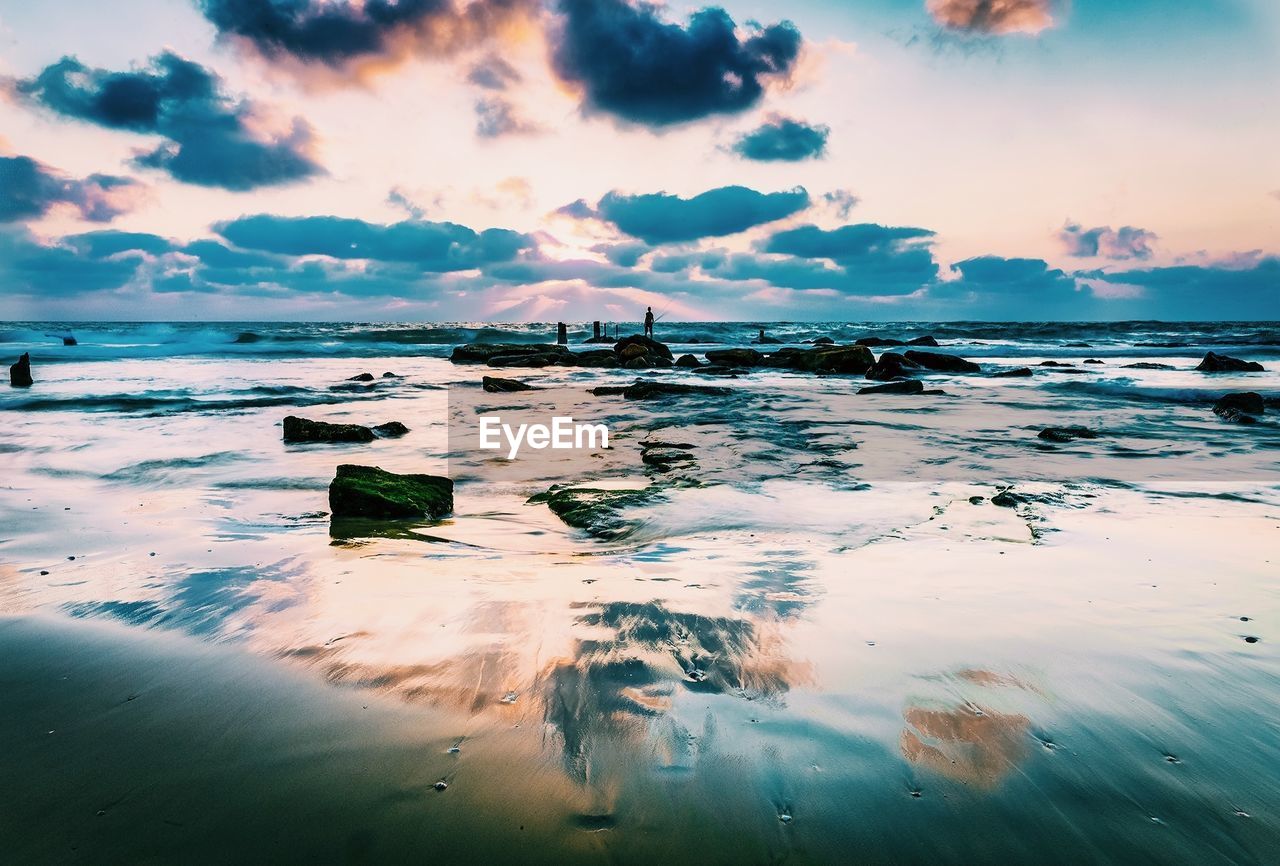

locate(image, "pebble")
[[433, 781, 448, 791]]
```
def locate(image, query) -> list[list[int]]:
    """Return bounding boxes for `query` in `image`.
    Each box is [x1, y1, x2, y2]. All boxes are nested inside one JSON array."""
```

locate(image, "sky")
[[0, 0, 1277, 322]]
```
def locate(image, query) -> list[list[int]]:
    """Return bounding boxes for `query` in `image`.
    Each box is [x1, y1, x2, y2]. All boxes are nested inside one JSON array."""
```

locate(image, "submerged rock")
[[1037, 426, 1100, 443], [858, 379, 925, 395], [993, 367, 1033, 378], [907, 335, 940, 347], [675, 354, 702, 368], [329, 465, 453, 519], [1039, 361, 1074, 367], [527, 486, 661, 539], [1122, 362, 1175, 370], [812, 336, 835, 345], [1083, 359, 1105, 365], [372, 421, 410, 437], [9, 353, 33, 388], [855, 336, 905, 348], [903, 350, 981, 373], [1196, 352, 1264, 373], [592, 380, 733, 400], [1213, 392, 1265, 424], [283, 416, 375, 443], [991, 489, 1021, 507], [482, 375, 536, 393], [451, 343, 567, 364], [381, 371, 400, 378], [348, 372, 376, 382]]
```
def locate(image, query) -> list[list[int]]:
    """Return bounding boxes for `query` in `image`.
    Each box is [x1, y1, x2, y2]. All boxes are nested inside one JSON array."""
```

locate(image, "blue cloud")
[[732, 116, 829, 162], [763, 223, 936, 264], [550, 0, 802, 126], [0, 156, 143, 223], [1082, 258, 1280, 318], [17, 52, 322, 190], [214, 214, 533, 270], [1058, 221, 1156, 260], [595, 185, 810, 243]]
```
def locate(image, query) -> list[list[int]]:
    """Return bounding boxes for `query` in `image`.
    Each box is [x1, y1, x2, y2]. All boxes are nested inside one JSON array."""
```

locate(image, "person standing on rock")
[[644, 307, 655, 337]]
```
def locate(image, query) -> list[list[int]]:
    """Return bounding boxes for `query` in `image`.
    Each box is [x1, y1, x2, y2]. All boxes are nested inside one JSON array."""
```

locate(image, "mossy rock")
[[284, 415, 375, 443], [328, 464, 453, 519], [527, 486, 663, 539]]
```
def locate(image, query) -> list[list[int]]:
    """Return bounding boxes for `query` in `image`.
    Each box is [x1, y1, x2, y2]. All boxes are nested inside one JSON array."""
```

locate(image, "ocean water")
[[1, 322, 1278, 863]]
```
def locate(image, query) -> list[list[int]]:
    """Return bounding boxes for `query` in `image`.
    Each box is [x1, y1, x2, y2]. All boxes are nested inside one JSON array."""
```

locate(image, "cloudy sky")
[[1, 0, 1276, 321]]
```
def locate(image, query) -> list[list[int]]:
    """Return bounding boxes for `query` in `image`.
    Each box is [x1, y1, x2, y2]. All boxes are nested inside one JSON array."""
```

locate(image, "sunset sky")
[[1, 0, 1277, 321]]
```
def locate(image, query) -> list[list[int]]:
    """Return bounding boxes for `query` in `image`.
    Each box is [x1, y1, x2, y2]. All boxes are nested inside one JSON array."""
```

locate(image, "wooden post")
[[557, 322, 568, 345], [593, 321, 601, 340]]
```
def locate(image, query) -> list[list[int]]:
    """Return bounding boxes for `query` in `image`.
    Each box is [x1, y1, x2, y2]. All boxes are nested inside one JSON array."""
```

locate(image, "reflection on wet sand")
[[900, 669, 1038, 790]]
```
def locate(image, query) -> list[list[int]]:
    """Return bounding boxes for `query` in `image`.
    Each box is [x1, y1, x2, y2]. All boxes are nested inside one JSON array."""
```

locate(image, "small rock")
[[482, 375, 536, 393], [1083, 359, 1104, 364], [858, 379, 924, 395], [348, 372, 376, 382], [1196, 352, 1264, 373], [371, 421, 410, 437], [902, 350, 981, 373], [993, 367, 1033, 378], [1038, 426, 1099, 443], [1122, 362, 1175, 370], [674, 354, 702, 368], [906, 335, 940, 347], [1213, 392, 1264, 421], [328, 465, 453, 519], [283, 416, 375, 444], [865, 352, 922, 381], [10, 353, 33, 388]]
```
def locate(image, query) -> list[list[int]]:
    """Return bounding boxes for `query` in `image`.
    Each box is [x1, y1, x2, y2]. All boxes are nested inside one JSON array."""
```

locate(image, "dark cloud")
[[732, 116, 829, 162], [927, 0, 1056, 36], [467, 54, 522, 90], [592, 241, 650, 267], [763, 223, 935, 263], [555, 198, 596, 220], [943, 256, 1077, 294], [594, 185, 810, 243], [64, 230, 174, 258], [214, 214, 533, 270], [16, 52, 322, 190], [0, 228, 143, 296], [474, 97, 539, 138], [1082, 258, 1280, 318], [1058, 221, 1156, 260], [196, 0, 530, 69], [0, 156, 144, 223], [550, 0, 802, 127]]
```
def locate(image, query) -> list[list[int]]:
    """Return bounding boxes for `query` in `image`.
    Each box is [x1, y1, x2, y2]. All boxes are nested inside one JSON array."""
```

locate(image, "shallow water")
[[2, 322, 1278, 863]]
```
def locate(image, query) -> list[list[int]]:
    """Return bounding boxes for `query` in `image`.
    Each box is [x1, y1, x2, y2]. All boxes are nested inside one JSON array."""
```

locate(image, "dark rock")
[[1063, 342, 1092, 348], [640, 448, 696, 471], [991, 489, 1021, 507], [920, 389, 947, 395], [614, 334, 673, 361], [696, 366, 743, 377], [1083, 359, 1104, 364], [573, 349, 619, 367], [855, 336, 905, 348], [1037, 426, 1100, 443], [907, 335, 940, 347], [582, 335, 614, 344], [372, 421, 410, 437], [705, 347, 764, 367], [329, 465, 453, 519], [283, 416, 375, 443], [1122, 362, 1175, 370], [675, 354, 702, 368], [451, 343, 566, 364], [812, 336, 835, 345], [610, 381, 733, 400], [348, 372, 375, 381], [9, 353, 33, 388], [903, 350, 981, 373], [993, 367, 1033, 378], [858, 379, 924, 395], [482, 375, 536, 393], [754, 331, 783, 345], [1213, 392, 1265, 423], [46, 333, 77, 346], [778, 345, 875, 374], [527, 486, 661, 539], [381, 371, 400, 378], [1196, 352, 1264, 373], [1039, 361, 1074, 367], [640, 440, 695, 450], [865, 352, 922, 381], [487, 352, 574, 368]]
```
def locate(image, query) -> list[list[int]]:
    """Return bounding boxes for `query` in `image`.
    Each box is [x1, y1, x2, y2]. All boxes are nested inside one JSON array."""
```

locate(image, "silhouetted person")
[[644, 307, 655, 337]]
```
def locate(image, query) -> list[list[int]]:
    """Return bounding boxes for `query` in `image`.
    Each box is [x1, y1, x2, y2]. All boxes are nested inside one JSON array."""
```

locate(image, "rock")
[[991, 489, 1021, 508], [640, 439, 695, 450], [865, 352, 922, 381], [705, 347, 764, 367], [487, 352, 573, 368], [605, 381, 733, 401], [329, 465, 453, 519], [777, 345, 875, 374], [1037, 426, 1100, 443], [619, 343, 649, 362], [1063, 342, 1092, 348], [527, 486, 661, 539], [907, 335, 940, 347], [381, 371, 400, 378], [348, 372, 375, 382], [372, 421, 410, 437], [9, 353, 33, 388], [696, 365, 743, 377], [574, 349, 620, 367], [482, 375, 536, 393], [1196, 352, 1264, 373], [451, 343, 566, 364], [46, 333, 77, 346], [641, 447, 697, 471], [903, 350, 981, 373], [993, 367, 1033, 378], [283, 416, 375, 443], [812, 336, 835, 345], [675, 354, 702, 368], [1039, 361, 1074, 367], [1122, 362, 1175, 370], [1213, 392, 1265, 423], [855, 336, 905, 348], [1083, 359, 1104, 364], [614, 334, 673, 361], [858, 379, 925, 395]]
